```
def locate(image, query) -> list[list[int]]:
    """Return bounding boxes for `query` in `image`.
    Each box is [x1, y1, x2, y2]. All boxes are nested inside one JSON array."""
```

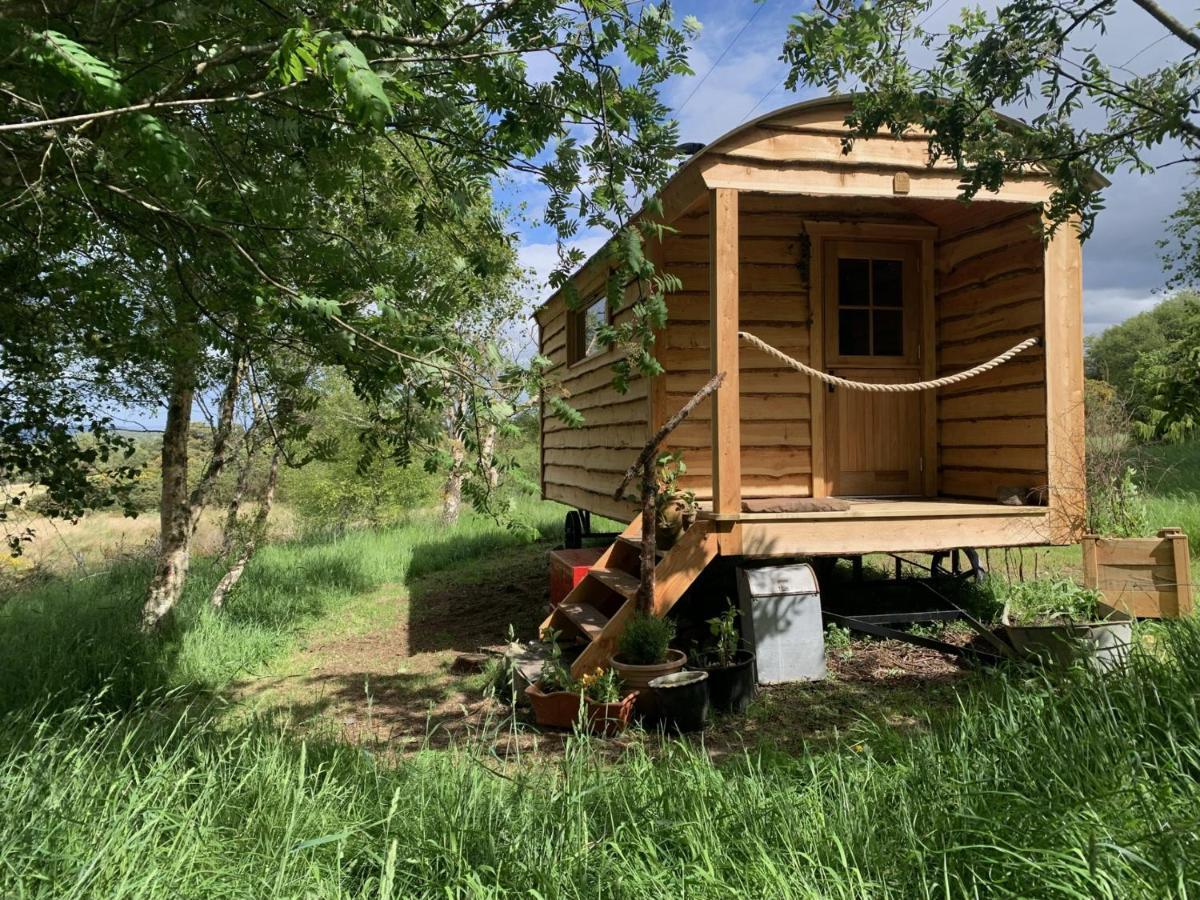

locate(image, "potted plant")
[[525, 631, 583, 729], [696, 601, 756, 714], [578, 667, 638, 736], [654, 451, 698, 551], [610, 612, 687, 717], [1001, 577, 1133, 671]]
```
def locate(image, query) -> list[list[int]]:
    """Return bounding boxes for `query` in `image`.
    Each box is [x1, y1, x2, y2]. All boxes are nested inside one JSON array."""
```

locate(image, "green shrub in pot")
[[616, 613, 676, 666]]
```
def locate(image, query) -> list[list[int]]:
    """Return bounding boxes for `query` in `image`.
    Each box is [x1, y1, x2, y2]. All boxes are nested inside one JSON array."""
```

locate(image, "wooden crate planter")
[[1082, 529, 1194, 618]]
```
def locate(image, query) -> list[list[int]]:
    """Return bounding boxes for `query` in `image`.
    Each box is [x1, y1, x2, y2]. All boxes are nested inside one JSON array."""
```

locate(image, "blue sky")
[[509, 0, 1198, 349]]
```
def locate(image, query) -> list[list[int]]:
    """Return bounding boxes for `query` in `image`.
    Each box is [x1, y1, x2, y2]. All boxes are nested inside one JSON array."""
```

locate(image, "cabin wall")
[[538, 282, 649, 523], [659, 194, 814, 500], [934, 209, 1049, 500]]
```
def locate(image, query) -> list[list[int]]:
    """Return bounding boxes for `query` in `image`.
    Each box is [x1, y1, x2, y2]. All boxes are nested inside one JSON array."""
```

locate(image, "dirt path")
[[231, 540, 979, 757]]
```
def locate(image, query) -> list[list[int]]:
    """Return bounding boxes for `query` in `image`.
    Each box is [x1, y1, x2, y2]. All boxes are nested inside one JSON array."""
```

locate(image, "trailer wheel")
[[930, 548, 986, 583], [564, 510, 585, 549]]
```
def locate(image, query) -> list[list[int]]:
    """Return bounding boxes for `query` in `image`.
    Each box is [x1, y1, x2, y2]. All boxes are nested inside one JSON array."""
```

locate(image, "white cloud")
[[1083, 287, 1167, 335]]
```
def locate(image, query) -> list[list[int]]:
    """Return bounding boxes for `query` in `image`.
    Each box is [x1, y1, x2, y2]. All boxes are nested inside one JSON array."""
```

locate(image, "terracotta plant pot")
[[585, 692, 639, 736], [611, 649, 687, 719], [524, 683, 582, 729]]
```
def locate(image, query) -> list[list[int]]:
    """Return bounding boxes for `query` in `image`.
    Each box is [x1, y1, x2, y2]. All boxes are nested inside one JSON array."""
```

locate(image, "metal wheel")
[[930, 547, 986, 583], [564, 510, 585, 549]]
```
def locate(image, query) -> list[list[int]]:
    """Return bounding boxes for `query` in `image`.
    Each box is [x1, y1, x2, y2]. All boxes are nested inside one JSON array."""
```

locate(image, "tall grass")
[[0, 498, 565, 715], [1143, 441, 1200, 549], [3, 622, 1199, 897]]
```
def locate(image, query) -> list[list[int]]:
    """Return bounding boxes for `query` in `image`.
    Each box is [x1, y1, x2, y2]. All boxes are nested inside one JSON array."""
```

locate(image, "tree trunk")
[[219, 441, 257, 557], [141, 350, 244, 632], [210, 446, 280, 609], [637, 456, 656, 615], [442, 435, 465, 525], [481, 423, 499, 491], [141, 367, 195, 632]]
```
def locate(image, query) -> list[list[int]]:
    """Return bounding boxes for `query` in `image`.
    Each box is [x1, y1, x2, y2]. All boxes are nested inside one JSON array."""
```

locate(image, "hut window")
[[837, 257, 904, 357], [568, 295, 608, 363]]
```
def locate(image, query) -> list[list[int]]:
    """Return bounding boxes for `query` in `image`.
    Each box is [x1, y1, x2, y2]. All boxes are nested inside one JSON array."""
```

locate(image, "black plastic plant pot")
[[648, 670, 709, 733], [700, 650, 756, 715]]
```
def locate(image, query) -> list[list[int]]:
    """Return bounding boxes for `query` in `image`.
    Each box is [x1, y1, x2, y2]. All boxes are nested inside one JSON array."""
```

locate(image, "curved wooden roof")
[[534, 94, 1101, 317]]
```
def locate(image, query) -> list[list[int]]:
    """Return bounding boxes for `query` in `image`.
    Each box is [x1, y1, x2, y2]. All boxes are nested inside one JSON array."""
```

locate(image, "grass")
[[1, 446, 1198, 897], [2, 622, 1199, 897], [1142, 442, 1200, 550], [0, 497, 567, 716]]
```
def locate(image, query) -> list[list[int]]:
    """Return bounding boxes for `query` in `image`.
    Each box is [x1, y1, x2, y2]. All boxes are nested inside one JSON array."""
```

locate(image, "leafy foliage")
[[705, 601, 740, 668], [0, 1, 696, 566], [616, 612, 675, 665], [1002, 576, 1104, 625], [783, 0, 1200, 237]]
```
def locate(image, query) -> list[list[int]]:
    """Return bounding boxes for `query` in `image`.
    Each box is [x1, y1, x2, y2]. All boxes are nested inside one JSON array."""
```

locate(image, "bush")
[[1002, 576, 1104, 624], [616, 612, 675, 665]]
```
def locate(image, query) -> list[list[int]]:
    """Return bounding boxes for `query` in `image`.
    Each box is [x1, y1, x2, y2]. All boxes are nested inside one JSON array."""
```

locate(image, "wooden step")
[[588, 567, 640, 599], [616, 535, 667, 560], [557, 602, 609, 641]]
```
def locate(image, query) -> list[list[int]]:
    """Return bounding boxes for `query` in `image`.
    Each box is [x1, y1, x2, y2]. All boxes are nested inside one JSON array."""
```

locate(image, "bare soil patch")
[[233, 542, 980, 758]]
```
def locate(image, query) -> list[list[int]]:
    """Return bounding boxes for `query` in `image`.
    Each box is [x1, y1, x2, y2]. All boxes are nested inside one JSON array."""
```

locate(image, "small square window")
[[835, 255, 907, 358], [569, 295, 609, 363]]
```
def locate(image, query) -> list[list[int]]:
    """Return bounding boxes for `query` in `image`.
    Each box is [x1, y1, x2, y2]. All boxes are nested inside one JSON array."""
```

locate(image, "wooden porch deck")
[[697, 498, 1051, 556]]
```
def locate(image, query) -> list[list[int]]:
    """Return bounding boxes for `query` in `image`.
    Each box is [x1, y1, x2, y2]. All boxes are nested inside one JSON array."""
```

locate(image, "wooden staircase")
[[540, 515, 720, 678]]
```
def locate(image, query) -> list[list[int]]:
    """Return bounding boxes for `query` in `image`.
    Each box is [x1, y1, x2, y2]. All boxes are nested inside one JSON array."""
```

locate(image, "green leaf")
[[33, 31, 124, 103]]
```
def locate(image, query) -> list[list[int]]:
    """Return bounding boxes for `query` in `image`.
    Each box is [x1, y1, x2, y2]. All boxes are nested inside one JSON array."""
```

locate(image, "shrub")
[[616, 613, 675, 665], [1002, 577, 1104, 625]]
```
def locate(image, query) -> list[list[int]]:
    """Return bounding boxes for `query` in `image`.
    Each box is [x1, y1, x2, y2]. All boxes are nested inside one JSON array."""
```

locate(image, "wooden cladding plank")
[[561, 376, 648, 411], [939, 386, 1045, 421], [665, 323, 808, 352], [939, 333, 1046, 368], [660, 346, 811, 372], [938, 215, 1043, 273], [940, 417, 1046, 447], [663, 235, 806, 265], [544, 483, 635, 524], [543, 447, 637, 473], [674, 447, 812, 479], [544, 397, 650, 432], [935, 358, 1045, 396], [716, 126, 941, 169], [666, 293, 810, 323], [699, 158, 1054, 204], [673, 419, 811, 448], [941, 446, 1047, 471], [937, 276, 1046, 319], [673, 263, 804, 294], [542, 424, 645, 449], [669, 393, 812, 423], [938, 239, 1042, 290], [938, 297, 1045, 347], [940, 468, 1048, 502], [667, 369, 811, 396]]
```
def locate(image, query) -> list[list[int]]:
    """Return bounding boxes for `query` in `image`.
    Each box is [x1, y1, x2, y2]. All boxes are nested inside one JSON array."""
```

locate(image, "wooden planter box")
[[525, 684, 637, 735], [1083, 529, 1193, 618]]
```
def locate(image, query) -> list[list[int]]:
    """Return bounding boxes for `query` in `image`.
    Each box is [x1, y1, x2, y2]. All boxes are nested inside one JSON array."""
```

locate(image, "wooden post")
[[709, 188, 741, 534], [1043, 223, 1086, 544]]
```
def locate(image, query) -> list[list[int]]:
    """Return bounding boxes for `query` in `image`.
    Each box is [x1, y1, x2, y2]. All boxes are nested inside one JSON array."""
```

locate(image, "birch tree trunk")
[[141, 351, 244, 632], [442, 435, 465, 525], [210, 446, 280, 609], [141, 366, 195, 632], [481, 423, 499, 492]]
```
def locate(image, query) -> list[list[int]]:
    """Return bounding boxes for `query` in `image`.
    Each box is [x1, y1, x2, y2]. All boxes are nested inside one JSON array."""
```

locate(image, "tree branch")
[[613, 371, 725, 501], [1129, 0, 1200, 53]]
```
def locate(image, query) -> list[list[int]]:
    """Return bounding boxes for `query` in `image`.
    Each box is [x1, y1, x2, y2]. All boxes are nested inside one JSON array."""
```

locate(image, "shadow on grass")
[[405, 539, 550, 655]]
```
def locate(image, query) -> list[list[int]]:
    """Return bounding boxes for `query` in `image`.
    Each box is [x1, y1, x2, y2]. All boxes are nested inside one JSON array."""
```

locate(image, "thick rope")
[[738, 331, 1040, 393]]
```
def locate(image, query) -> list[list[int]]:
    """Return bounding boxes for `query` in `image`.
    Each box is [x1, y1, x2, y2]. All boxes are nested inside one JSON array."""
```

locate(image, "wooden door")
[[823, 240, 924, 497]]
